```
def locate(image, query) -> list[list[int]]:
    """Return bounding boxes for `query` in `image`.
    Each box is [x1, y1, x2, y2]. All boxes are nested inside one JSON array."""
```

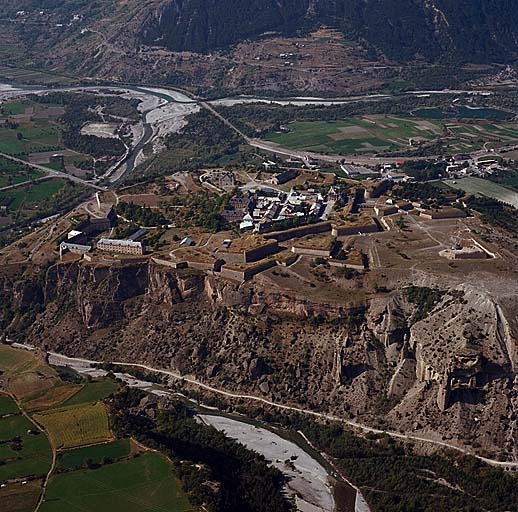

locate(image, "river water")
[[35, 348, 370, 512]]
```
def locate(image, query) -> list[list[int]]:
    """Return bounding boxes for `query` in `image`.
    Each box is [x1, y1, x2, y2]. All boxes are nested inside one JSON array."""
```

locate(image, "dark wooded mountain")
[[140, 0, 518, 62]]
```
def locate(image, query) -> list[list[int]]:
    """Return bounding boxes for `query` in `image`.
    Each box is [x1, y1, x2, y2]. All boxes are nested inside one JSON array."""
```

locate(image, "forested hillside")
[[140, 0, 518, 63]]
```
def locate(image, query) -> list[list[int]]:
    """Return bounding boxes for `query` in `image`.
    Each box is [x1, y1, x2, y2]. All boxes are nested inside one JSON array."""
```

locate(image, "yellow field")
[[33, 402, 113, 449], [0, 345, 79, 411], [0, 344, 35, 374], [22, 383, 82, 413]]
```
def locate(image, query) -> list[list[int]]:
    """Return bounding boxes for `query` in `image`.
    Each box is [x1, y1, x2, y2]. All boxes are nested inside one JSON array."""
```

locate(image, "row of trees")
[[116, 201, 167, 227], [110, 388, 294, 512], [251, 411, 518, 512]]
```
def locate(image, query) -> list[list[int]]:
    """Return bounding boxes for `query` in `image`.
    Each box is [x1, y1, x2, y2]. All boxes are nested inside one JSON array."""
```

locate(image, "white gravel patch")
[[129, 122, 145, 148], [81, 122, 119, 138], [199, 414, 336, 512], [210, 97, 357, 107], [118, 90, 167, 114], [138, 87, 194, 103], [146, 102, 201, 154]]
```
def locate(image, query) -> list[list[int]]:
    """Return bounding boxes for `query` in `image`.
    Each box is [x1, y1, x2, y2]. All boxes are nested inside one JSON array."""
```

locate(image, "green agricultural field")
[[265, 116, 443, 154], [444, 177, 518, 208], [41, 452, 195, 512], [62, 380, 120, 407], [0, 398, 52, 481], [33, 402, 113, 450], [0, 66, 75, 86], [0, 124, 62, 155], [0, 393, 19, 415], [0, 345, 35, 374], [0, 170, 42, 188], [0, 179, 66, 210], [0, 156, 43, 187], [0, 97, 64, 156], [265, 115, 518, 155], [1, 102, 30, 115], [57, 439, 132, 470]]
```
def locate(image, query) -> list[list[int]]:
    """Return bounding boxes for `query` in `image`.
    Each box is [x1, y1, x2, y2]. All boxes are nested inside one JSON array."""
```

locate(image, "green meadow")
[[41, 452, 195, 512], [0, 394, 52, 481]]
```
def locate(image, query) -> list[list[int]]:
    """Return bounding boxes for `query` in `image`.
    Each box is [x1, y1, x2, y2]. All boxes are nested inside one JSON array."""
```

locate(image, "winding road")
[[37, 347, 518, 471], [0, 151, 105, 191]]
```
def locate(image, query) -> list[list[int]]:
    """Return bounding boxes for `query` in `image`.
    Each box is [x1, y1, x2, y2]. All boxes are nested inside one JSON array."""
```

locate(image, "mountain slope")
[[140, 0, 518, 62]]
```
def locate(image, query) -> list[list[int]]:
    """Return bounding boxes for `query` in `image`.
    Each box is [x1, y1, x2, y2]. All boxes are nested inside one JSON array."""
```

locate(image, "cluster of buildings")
[[222, 186, 344, 233], [59, 208, 146, 258], [163, 225, 369, 283], [443, 154, 507, 178], [13, 9, 83, 28]]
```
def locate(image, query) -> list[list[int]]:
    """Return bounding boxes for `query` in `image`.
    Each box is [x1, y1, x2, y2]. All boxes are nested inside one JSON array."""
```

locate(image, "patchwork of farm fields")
[[265, 115, 518, 155], [0, 395, 52, 482], [0, 156, 42, 188], [0, 345, 195, 512], [0, 123, 62, 155], [0, 179, 67, 210], [41, 452, 195, 512]]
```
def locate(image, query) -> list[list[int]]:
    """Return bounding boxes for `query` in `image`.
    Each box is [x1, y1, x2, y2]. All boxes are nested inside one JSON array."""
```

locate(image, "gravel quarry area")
[[81, 122, 120, 138], [199, 414, 336, 512]]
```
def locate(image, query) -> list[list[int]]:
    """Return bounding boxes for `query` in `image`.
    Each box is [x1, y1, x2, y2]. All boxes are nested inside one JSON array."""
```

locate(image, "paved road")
[[0, 176, 50, 191], [40, 348, 518, 470], [0, 152, 105, 190], [200, 94, 518, 167], [247, 138, 407, 165]]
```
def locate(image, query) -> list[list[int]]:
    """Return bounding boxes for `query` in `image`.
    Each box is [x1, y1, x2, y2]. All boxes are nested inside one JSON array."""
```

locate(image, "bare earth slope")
[[8, 258, 516, 463], [1, 1, 517, 95]]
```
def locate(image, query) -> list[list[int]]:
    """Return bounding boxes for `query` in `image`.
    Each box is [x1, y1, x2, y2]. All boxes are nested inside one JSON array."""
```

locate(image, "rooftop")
[[98, 238, 142, 248]]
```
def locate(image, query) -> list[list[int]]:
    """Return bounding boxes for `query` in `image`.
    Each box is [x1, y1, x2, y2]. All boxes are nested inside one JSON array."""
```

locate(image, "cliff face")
[[11, 260, 518, 459]]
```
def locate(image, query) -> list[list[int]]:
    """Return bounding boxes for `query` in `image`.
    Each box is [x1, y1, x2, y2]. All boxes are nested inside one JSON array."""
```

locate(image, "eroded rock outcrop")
[[4, 259, 517, 459]]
